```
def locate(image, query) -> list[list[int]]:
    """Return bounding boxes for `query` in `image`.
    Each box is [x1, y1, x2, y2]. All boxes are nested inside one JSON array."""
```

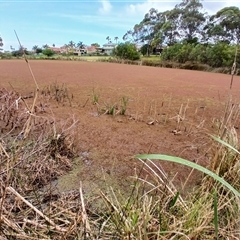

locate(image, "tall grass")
[[92, 97, 240, 239], [1, 93, 240, 239]]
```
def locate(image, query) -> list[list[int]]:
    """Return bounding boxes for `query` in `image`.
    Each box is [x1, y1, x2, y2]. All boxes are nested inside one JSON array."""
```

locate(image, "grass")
[[92, 88, 100, 105], [1, 52, 240, 238], [97, 96, 129, 116], [1, 91, 240, 239], [41, 82, 73, 106]]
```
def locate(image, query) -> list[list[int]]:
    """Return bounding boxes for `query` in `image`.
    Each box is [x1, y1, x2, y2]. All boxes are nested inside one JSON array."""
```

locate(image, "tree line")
[[115, 0, 240, 68], [124, 0, 240, 47]]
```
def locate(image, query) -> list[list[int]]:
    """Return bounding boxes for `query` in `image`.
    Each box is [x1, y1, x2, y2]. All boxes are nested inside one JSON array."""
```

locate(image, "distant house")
[[48, 45, 97, 55], [153, 46, 164, 55], [73, 46, 97, 55], [49, 46, 68, 54], [49, 47, 61, 54], [60, 46, 68, 54], [86, 45, 97, 54], [96, 43, 117, 55]]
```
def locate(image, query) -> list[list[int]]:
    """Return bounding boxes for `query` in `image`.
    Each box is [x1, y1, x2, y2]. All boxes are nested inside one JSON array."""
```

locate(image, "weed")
[[92, 88, 100, 105], [99, 96, 129, 116], [120, 96, 129, 115], [102, 102, 118, 115], [41, 82, 73, 106]]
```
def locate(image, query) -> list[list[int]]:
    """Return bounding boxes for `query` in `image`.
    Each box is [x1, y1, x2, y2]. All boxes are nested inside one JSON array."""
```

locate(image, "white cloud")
[[125, 0, 179, 17], [51, 13, 135, 30], [203, 0, 240, 15], [125, 0, 240, 17], [98, 0, 112, 15]]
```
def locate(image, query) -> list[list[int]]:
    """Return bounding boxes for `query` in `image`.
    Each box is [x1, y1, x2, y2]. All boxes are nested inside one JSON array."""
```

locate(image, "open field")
[[1, 59, 240, 192]]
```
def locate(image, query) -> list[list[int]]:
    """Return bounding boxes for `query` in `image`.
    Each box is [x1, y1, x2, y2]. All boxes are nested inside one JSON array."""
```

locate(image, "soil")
[[1, 59, 240, 197]]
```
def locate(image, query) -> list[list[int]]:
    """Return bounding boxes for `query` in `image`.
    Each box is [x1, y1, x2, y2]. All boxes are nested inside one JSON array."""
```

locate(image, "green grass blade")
[[213, 190, 219, 240], [170, 191, 179, 208], [210, 134, 240, 154], [135, 154, 240, 198]]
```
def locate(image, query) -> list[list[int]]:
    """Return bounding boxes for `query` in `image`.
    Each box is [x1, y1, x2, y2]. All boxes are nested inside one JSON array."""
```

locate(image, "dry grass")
[[0, 86, 85, 239], [1, 90, 240, 239], [1, 51, 240, 238]]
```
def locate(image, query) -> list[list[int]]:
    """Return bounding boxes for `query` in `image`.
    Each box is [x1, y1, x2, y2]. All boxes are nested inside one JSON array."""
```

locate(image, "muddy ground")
[[1, 59, 240, 196]]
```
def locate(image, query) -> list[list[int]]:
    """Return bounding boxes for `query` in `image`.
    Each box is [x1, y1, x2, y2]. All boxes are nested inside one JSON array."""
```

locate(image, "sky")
[[1, 0, 240, 51]]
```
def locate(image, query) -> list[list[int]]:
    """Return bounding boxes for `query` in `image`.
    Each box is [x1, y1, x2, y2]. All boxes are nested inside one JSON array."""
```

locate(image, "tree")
[[52, 44, 55, 47], [123, 8, 165, 55], [91, 43, 100, 47], [106, 36, 111, 43], [206, 7, 240, 43], [12, 46, 29, 57], [68, 41, 75, 48], [157, 9, 181, 45], [114, 37, 119, 44], [175, 0, 206, 42], [113, 42, 140, 60], [36, 48, 42, 54], [0, 36, 3, 51], [42, 44, 49, 49], [32, 45, 38, 51], [77, 41, 84, 49], [66, 41, 76, 55], [140, 44, 152, 56], [32, 45, 42, 54], [42, 48, 55, 57]]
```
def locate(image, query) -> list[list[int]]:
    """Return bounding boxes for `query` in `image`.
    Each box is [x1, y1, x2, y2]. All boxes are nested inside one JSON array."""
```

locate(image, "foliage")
[[122, 0, 240, 49], [176, 0, 206, 42], [77, 41, 84, 49], [32, 45, 38, 51], [42, 44, 49, 49], [114, 36, 119, 43], [123, 0, 206, 46], [135, 153, 240, 197], [35, 47, 42, 54], [0, 35, 3, 50], [161, 42, 240, 68], [106, 36, 111, 43], [113, 42, 140, 60], [123, 8, 161, 48], [42, 48, 55, 57], [91, 42, 100, 47], [12, 48, 29, 57], [140, 43, 153, 56], [206, 7, 240, 43]]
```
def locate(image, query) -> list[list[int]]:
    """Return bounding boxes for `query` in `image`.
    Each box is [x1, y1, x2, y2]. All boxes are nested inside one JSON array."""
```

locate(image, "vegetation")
[[1, 0, 240, 71], [124, 1, 240, 46], [161, 42, 240, 68], [1, 1, 240, 237], [42, 48, 55, 57], [123, 0, 240, 69], [91, 43, 100, 47], [1, 83, 240, 238], [1, 46, 240, 238], [0, 35, 3, 51], [113, 42, 140, 61], [11, 47, 29, 57]]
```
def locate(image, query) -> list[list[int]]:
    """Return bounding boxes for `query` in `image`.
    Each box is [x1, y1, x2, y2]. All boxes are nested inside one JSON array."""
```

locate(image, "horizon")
[[1, 0, 240, 51]]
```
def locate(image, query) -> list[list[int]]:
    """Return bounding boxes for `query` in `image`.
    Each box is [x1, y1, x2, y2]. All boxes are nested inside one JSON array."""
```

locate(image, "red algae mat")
[[1, 60, 240, 192]]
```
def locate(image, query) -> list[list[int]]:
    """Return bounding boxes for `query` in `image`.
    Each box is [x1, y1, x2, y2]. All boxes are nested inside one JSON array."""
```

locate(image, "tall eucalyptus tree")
[[206, 7, 240, 44], [176, 0, 206, 43]]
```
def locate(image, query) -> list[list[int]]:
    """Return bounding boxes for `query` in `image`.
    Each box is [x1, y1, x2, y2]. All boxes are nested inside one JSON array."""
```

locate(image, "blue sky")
[[1, 0, 240, 51]]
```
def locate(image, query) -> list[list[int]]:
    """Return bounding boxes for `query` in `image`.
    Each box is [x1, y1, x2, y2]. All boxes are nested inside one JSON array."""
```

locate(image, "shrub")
[[42, 48, 55, 57], [113, 42, 140, 61]]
